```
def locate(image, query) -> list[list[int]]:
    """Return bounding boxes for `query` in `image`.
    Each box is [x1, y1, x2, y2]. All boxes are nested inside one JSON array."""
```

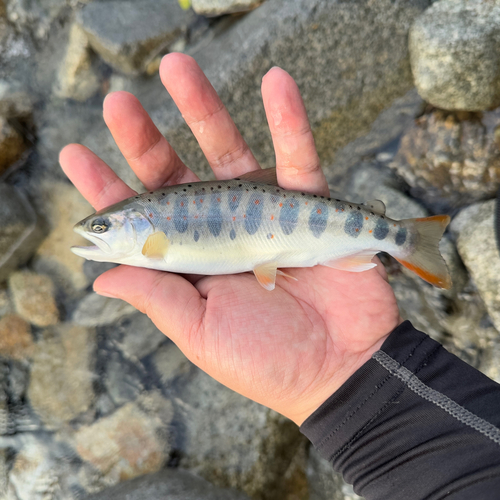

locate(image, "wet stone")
[[72, 293, 137, 327], [0, 115, 25, 174], [192, 0, 264, 17], [9, 271, 59, 327], [0, 314, 33, 361]]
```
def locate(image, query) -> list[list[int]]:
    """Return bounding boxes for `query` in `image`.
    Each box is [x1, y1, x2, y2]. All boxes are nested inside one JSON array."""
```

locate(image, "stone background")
[[0, 0, 499, 498]]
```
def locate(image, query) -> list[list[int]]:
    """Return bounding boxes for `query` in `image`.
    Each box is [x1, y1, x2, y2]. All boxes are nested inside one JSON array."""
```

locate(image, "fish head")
[[71, 205, 154, 262]]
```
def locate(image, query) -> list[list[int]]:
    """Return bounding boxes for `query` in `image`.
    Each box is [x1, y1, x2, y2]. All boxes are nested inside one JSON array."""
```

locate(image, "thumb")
[[93, 265, 206, 348]]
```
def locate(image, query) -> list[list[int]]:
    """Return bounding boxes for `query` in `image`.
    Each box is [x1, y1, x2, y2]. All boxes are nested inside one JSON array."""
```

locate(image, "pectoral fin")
[[253, 262, 278, 291], [321, 251, 378, 272], [142, 231, 170, 259]]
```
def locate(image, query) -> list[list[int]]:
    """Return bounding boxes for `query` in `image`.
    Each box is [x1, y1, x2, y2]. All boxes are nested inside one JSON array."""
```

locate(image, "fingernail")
[[94, 290, 118, 299]]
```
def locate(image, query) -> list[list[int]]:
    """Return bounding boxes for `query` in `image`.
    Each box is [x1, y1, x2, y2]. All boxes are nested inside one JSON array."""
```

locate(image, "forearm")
[[300, 321, 500, 500]]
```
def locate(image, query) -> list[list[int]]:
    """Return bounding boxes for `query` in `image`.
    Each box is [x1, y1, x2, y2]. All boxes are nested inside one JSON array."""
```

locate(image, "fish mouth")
[[71, 225, 112, 260]]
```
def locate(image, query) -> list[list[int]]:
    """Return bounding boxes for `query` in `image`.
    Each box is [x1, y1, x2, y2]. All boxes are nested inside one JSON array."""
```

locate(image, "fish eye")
[[91, 218, 108, 233]]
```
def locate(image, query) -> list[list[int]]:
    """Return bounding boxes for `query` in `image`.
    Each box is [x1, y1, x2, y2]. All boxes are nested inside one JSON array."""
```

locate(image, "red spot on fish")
[[365, 217, 369, 220], [183, 216, 187, 220], [271, 215, 274, 220], [232, 196, 237, 202], [317, 209, 322, 214], [369, 230, 373, 233], [243, 214, 247, 218], [305, 202, 308, 206], [255, 199, 260, 205], [355, 228, 359, 232], [394, 224, 397, 227], [335, 209, 338, 212], [200, 199, 203, 203], [290, 203, 294, 208], [149, 213, 153, 218], [279, 203, 283, 207], [180, 202, 184, 207], [232, 216, 236, 221], [217, 198, 221, 203], [167, 216, 171, 220], [193, 200, 196, 204], [194, 215, 199, 219], [167, 202, 170, 205], [270, 234, 274, 239]]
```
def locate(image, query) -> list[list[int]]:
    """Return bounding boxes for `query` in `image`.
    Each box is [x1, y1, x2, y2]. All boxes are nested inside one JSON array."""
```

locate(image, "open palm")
[[61, 53, 400, 425]]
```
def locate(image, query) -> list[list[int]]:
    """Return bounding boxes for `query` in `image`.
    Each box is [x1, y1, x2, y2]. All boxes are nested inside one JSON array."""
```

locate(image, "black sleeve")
[[300, 321, 500, 500]]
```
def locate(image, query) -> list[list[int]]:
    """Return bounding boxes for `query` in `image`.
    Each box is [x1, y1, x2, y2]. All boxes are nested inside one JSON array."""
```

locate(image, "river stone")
[[0, 314, 33, 361], [84, 468, 250, 500], [76, 0, 191, 75], [74, 392, 173, 485], [0, 116, 25, 175], [55, 23, 100, 102], [0, 79, 32, 118], [9, 271, 59, 327], [27, 324, 95, 427], [409, 0, 500, 111], [391, 108, 500, 211], [72, 293, 137, 327], [33, 181, 93, 291], [174, 367, 308, 499], [192, 0, 263, 17], [450, 200, 500, 332], [83, 0, 430, 191]]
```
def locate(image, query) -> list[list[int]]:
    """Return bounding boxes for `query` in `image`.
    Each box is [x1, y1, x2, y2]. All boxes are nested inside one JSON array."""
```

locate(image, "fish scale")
[[72, 168, 452, 290]]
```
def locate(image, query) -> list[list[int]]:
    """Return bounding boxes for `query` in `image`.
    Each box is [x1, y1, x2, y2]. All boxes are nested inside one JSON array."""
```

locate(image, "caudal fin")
[[394, 215, 452, 289]]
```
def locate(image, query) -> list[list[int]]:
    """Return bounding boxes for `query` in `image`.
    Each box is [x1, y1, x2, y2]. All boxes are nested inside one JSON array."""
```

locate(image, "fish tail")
[[394, 215, 452, 289]]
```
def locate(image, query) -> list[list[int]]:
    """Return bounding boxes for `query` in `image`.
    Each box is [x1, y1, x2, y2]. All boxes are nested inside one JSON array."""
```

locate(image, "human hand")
[[60, 53, 401, 425]]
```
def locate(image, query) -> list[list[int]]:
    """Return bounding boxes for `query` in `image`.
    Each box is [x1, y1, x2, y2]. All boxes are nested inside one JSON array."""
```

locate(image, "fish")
[[71, 168, 452, 291]]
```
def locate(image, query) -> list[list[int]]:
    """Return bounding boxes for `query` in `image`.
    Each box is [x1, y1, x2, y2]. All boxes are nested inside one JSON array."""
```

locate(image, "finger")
[[60, 144, 136, 210], [261, 68, 329, 197], [94, 266, 206, 351], [160, 53, 260, 179], [103, 91, 199, 190]]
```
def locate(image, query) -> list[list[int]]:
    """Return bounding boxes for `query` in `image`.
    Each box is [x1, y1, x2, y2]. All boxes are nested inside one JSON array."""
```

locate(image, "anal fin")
[[142, 231, 170, 259], [321, 251, 378, 272]]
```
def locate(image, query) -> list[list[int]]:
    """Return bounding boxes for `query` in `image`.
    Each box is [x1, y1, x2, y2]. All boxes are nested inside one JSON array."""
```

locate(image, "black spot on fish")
[[279, 199, 300, 235], [309, 203, 328, 238], [174, 196, 188, 233], [208, 192, 222, 237], [395, 227, 407, 246], [245, 192, 264, 235], [230, 229, 236, 240], [344, 211, 363, 238], [373, 218, 389, 240], [194, 230, 200, 242]]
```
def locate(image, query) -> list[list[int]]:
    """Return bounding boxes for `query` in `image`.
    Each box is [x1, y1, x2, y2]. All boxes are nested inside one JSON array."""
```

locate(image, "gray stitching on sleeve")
[[373, 350, 500, 446]]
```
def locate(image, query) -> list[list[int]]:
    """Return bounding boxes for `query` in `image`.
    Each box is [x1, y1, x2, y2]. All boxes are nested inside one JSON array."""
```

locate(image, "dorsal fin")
[[363, 199, 386, 216], [236, 168, 278, 186]]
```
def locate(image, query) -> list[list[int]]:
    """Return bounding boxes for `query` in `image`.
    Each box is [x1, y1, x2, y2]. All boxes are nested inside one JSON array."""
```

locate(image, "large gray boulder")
[[83, 0, 431, 191], [410, 0, 500, 111]]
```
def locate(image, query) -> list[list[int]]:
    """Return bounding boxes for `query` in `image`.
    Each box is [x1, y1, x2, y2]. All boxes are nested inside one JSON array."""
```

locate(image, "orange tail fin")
[[394, 215, 452, 289]]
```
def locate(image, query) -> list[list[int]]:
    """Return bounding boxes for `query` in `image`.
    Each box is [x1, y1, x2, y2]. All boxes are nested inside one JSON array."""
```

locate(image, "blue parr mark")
[[373, 218, 389, 240], [279, 199, 299, 235], [309, 203, 328, 238], [245, 193, 264, 235], [228, 191, 242, 212], [208, 192, 222, 237], [344, 211, 363, 238], [193, 230, 200, 242], [174, 196, 188, 233], [230, 229, 236, 240], [395, 227, 407, 246]]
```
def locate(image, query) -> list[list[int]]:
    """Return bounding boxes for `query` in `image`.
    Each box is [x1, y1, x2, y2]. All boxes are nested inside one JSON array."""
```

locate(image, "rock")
[[0, 314, 33, 361], [55, 23, 100, 102], [33, 181, 93, 292], [0, 183, 43, 281], [0, 79, 32, 118], [192, 0, 263, 17], [84, 468, 250, 500], [28, 324, 95, 427], [83, 260, 118, 283], [0, 288, 11, 315], [450, 200, 500, 332], [175, 368, 308, 499], [343, 161, 427, 220], [100, 312, 166, 360], [391, 108, 500, 210], [153, 341, 192, 386], [76, 0, 191, 75], [9, 271, 59, 327], [0, 116, 25, 174], [74, 392, 173, 484], [85, 0, 431, 187], [409, 0, 500, 111], [72, 293, 137, 327]]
